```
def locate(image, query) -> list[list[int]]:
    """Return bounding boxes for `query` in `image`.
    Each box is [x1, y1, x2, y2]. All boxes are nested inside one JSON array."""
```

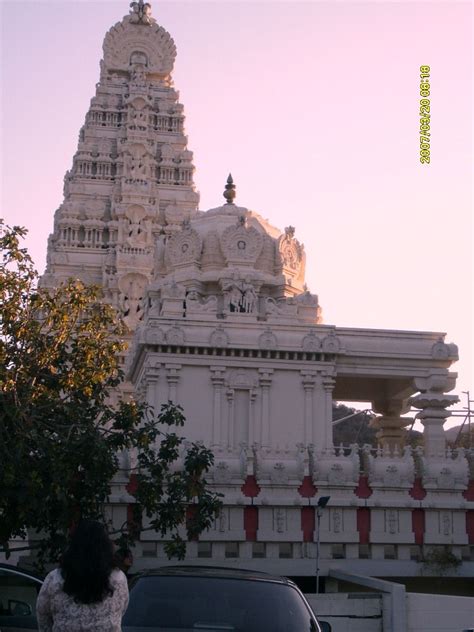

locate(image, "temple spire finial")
[[223, 173, 236, 205], [129, 0, 153, 24]]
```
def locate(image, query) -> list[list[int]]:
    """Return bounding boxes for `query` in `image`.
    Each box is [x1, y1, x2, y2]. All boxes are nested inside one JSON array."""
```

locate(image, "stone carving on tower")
[[41, 0, 199, 334]]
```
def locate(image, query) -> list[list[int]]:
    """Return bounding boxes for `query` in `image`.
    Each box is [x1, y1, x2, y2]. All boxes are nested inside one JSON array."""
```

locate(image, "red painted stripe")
[[466, 510, 474, 544], [127, 504, 142, 539], [301, 506, 315, 542], [412, 508, 425, 545], [354, 476, 372, 499], [244, 506, 258, 541], [463, 480, 474, 501], [126, 473, 138, 495], [410, 477, 427, 500], [241, 475, 261, 498], [298, 476, 317, 498], [357, 507, 370, 544]]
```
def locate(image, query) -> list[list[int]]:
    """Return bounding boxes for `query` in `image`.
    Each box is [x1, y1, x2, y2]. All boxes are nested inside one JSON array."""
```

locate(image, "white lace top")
[[36, 567, 129, 632]]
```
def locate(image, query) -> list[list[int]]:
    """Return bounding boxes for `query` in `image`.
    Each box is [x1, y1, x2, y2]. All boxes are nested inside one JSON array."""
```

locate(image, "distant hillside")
[[445, 423, 474, 448], [332, 403, 422, 448]]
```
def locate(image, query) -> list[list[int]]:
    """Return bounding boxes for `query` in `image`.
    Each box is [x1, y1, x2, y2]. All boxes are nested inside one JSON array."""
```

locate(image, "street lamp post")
[[315, 496, 330, 595]]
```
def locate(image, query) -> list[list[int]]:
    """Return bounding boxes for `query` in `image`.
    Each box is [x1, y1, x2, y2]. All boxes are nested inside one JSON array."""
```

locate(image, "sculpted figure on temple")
[[129, 106, 148, 130], [223, 281, 243, 313], [242, 280, 258, 314], [185, 291, 218, 314], [131, 65, 147, 87], [126, 217, 147, 247]]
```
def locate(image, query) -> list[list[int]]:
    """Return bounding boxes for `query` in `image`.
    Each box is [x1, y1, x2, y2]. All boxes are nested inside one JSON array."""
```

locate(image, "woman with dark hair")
[[36, 520, 129, 631]]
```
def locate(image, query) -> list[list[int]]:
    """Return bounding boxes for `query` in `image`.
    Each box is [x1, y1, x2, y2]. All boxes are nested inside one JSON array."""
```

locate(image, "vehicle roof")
[[134, 565, 294, 585], [0, 562, 44, 582]]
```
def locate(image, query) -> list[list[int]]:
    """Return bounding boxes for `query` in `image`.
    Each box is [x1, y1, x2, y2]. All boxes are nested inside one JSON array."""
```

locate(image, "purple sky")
[[1, 1, 472, 419]]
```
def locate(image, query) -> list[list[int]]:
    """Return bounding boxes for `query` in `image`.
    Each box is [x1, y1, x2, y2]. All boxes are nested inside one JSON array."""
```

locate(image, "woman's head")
[[61, 519, 114, 604]]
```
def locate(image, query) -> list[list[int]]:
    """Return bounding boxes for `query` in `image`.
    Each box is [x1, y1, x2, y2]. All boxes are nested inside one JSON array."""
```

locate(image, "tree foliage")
[[0, 222, 222, 567]]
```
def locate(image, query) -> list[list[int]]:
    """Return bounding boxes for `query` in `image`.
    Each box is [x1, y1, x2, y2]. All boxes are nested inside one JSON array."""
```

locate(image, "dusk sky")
[[1, 1, 472, 424]]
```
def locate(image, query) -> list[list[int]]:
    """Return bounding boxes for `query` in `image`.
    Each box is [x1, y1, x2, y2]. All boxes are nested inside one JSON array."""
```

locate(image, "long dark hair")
[[60, 519, 115, 604]]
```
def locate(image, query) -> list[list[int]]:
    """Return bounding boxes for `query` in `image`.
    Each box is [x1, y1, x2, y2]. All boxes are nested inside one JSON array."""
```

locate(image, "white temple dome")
[[150, 180, 322, 324]]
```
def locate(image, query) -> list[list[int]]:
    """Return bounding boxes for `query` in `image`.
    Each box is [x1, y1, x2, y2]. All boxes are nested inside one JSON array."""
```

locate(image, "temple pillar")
[[301, 371, 316, 445], [249, 389, 258, 446], [144, 358, 161, 414], [165, 364, 181, 404], [410, 373, 458, 457], [322, 374, 336, 449], [312, 370, 335, 450], [258, 369, 273, 447], [210, 367, 226, 447], [226, 388, 234, 449], [370, 398, 412, 453]]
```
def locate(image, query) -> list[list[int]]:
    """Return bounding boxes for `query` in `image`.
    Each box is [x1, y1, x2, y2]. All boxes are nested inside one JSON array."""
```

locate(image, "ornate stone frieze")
[[258, 327, 278, 350], [417, 447, 469, 490], [255, 446, 306, 485], [220, 216, 263, 267], [302, 330, 322, 352], [165, 325, 185, 345], [103, 10, 176, 80], [277, 226, 303, 270], [209, 326, 229, 348], [311, 445, 360, 487], [185, 292, 217, 316], [144, 322, 164, 344], [167, 227, 202, 268], [265, 296, 298, 319], [367, 445, 415, 489], [321, 333, 341, 353]]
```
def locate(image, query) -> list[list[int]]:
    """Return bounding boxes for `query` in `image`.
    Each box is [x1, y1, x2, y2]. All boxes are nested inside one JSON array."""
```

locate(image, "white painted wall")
[[406, 593, 474, 632], [306, 594, 382, 632]]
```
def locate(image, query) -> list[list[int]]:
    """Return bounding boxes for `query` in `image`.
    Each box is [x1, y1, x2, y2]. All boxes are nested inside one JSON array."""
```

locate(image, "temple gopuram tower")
[[41, 1, 199, 331]]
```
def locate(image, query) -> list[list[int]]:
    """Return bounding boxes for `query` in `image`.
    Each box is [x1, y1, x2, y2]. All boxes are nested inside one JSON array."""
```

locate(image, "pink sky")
[[1, 1, 472, 421]]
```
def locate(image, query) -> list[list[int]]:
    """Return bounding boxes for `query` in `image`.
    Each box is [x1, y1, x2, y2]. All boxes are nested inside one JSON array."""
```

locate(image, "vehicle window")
[[123, 576, 316, 632], [0, 568, 41, 630]]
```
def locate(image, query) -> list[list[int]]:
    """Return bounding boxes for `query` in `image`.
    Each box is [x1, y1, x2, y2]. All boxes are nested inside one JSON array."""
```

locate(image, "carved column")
[[321, 373, 336, 449], [165, 364, 181, 404], [312, 371, 335, 450], [144, 359, 161, 414], [410, 374, 459, 458], [249, 389, 258, 446], [370, 398, 412, 453], [226, 388, 234, 449], [258, 369, 273, 447], [301, 371, 316, 445], [210, 367, 226, 447]]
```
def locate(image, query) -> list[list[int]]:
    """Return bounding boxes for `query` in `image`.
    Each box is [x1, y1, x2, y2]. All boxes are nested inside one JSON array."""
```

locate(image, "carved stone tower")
[[41, 1, 199, 331]]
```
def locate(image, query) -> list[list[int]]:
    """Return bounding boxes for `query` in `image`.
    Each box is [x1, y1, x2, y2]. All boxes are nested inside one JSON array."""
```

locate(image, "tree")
[[0, 222, 222, 567]]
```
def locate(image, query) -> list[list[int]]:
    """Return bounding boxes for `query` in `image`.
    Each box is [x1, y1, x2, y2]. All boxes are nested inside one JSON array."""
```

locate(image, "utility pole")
[[315, 496, 330, 594]]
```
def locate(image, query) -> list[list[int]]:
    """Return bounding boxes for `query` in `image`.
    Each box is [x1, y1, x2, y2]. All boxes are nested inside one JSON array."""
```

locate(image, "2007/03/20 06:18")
[[420, 65, 430, 164]]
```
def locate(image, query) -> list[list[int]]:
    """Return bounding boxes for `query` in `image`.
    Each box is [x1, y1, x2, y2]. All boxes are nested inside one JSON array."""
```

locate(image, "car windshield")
[[122, 575, 317, 632]]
